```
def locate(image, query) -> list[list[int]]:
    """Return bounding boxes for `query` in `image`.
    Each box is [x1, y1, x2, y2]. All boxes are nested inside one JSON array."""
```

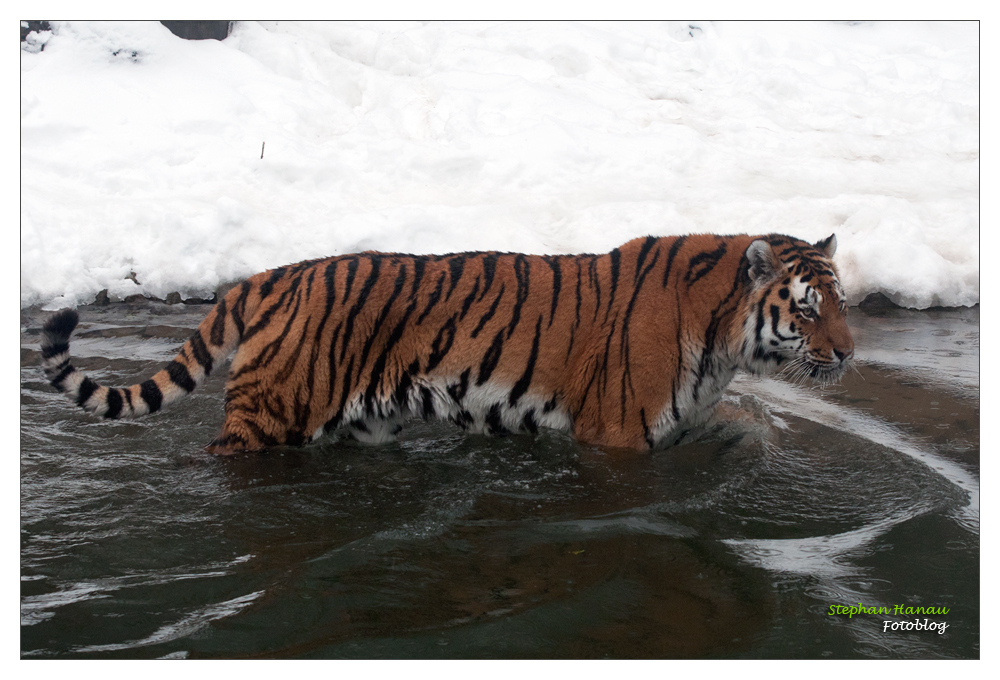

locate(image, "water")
[[20, 303, 979, 659]]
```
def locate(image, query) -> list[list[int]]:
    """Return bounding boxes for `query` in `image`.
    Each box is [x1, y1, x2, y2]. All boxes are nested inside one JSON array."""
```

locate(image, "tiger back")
[[40, 233, 853, 453]]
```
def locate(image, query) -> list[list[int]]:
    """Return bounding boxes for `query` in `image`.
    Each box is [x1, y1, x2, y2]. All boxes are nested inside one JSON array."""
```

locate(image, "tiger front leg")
[[570, 408, 655, 450]]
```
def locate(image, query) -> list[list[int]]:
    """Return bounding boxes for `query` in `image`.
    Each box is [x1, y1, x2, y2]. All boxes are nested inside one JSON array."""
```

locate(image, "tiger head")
[[738, 233, 854, 383]]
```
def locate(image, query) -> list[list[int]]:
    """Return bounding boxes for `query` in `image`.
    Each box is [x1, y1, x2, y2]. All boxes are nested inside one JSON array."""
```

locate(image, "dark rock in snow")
[[858, 291, 902, 313], [20, 21, 51, 42], [160, 21, 232, 41]]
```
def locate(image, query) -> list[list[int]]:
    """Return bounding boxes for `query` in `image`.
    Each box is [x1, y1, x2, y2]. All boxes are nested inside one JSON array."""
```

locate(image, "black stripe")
[[685, 241, 728, 286], [471, 284, 505, 339], [416, 273, 445, 325], [426, 315, 457, 372], [140, 379, 163, 413], [448, 368, 470, 404], [45, 356, 69, 376], [410, 256, 427, 297], [282, 272, 306, 312], [340, 256, 382, 362], [258, 266, 286, 299], [477, 329, 505, 386], [459, 276, 481, 322], [325, 320, 345, 405], [341, 257, 359, 304], [167, 360, 197, 392], [574, 259, 583, 328], [188, 332, 214, 375], [691, 263, 746, 404], [634, 236, 657, 282], [754, 296, 768, 343], [262, 392, 287, 423], [312, 259, 340, 352], [420, 386, 435, 418], [446, 254, 467, 301], [240, 417, 280, 447], [76, 376, 98, 407], [589, 256, 601, 322], [393, 366, 414, 406], [105, 388, 123, 419], [210, 298, 228, 347], [546, 256, 561, 328], [506, 255, 529, 339], [662, 236, 687, 288], [323, 414, 342, 433], [770, 304, 793, 341], [364, 300, 418, 404], [231, 281, 250, 339], [41, 342, 68, 360], [618, 247, 662, 423], [671, 290, 682, 423], [276, 317, 313, 384], [599, 314, 617, 392], [453, 409, 474, 429], [242, 283, 294, 342], [51, 363, 74, 390], [42, 309, 79, 338], [621, 247, 661, 346], [508, 315, 542, 406], [605, 248, 621, 321], [336, 355, 356, 420], [305, 268, 315, 300], [232, 291, 303, 380], [359, 264, 408, 370], [522, 409, 538, 434], [479, 254, 498, 300], [573, 363, 600, 420], [640, 408, 653, 448], [485, 403, 509, 434]]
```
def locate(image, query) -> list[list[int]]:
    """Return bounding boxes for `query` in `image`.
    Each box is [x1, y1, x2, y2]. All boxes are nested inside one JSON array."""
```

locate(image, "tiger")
[[40, 233, 854, 454]]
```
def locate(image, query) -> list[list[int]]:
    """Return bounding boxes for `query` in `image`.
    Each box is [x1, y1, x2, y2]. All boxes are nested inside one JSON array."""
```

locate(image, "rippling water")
[[20, 304, 979, 658]]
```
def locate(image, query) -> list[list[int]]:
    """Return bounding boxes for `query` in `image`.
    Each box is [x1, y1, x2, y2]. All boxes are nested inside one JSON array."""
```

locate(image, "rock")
[[20, 21, 50, 42], [94, 289, 110, 306], [165, 292, 183, 305], [160, 21, 232, 41], [182, 293, 217, 305], [857, 292, 902, 313]]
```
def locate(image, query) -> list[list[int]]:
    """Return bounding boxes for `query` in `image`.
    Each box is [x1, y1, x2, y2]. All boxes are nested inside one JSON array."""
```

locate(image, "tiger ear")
[[745, 240, 784, 283], [814, 234, 837, 259]]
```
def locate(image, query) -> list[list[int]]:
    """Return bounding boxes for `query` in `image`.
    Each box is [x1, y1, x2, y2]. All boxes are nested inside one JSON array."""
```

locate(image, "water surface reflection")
[[20, 304, 979, 658]]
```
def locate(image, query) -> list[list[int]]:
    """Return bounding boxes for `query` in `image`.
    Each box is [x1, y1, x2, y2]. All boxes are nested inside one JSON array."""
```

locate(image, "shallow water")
[[20, 303, 979, 659]]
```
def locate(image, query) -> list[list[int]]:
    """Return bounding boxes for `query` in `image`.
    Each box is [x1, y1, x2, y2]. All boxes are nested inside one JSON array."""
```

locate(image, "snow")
[[20, 21, 979, 310]]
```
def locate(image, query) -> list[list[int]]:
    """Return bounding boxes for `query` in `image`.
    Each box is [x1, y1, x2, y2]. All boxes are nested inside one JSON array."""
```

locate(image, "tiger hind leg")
[[205, 381, 307, 454]]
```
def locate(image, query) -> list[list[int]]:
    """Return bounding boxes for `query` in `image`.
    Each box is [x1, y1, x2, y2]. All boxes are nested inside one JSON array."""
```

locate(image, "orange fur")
[[41, 234, 853, 453]]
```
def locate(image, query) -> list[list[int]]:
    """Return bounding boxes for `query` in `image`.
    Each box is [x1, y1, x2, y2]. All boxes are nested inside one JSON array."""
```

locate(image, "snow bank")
[[20, 21, 978, 309]]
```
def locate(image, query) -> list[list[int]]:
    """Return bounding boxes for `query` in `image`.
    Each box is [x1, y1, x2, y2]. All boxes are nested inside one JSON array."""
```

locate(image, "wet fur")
[[40, 233, 854, 453]]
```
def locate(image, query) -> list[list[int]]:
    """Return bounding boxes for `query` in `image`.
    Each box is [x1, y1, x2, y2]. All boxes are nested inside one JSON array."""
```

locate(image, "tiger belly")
[[322, 376, 573, 444]]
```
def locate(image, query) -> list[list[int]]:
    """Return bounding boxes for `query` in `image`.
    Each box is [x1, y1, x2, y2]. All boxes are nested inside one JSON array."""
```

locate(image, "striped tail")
[[40, 295, 244, 420]]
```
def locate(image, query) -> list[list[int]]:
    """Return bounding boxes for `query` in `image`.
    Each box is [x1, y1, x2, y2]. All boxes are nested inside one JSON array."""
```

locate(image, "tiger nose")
[[834, 348, 853, 362]]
